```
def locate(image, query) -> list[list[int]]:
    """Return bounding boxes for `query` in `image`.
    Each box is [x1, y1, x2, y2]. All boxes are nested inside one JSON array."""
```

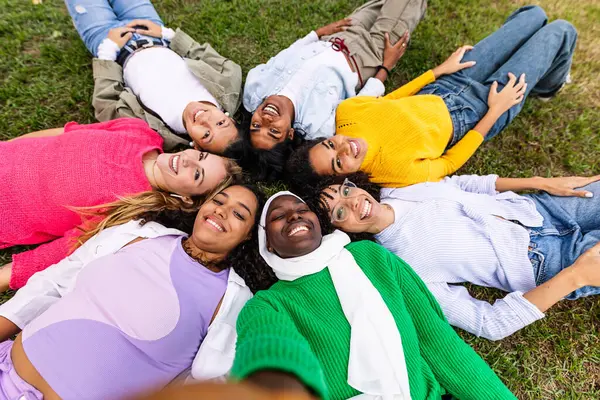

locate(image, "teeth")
[[194, 109, 205, 121], [264, 104, 280, 116], [360, 200, 371, 220], [288, 225, 309, 236], [350, 141, 358, 157], [171, 155, 179, 173], [207, 218, 224, 232]]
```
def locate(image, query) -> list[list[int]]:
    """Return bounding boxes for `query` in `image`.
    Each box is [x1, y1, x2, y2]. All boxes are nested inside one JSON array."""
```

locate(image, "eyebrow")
[[238, 202, 252, 215]]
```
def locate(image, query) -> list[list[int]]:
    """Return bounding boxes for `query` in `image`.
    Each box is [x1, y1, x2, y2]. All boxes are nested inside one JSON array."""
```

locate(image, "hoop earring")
[[170, 193, 184, 199]]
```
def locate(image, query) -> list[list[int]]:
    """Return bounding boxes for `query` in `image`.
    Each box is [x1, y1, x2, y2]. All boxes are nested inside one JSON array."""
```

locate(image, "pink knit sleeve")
[[10, 226, 83, 289]]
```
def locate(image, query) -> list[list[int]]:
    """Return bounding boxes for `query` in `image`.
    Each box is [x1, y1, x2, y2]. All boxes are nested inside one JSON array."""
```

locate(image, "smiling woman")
[[0, 184, 275, 400], [0, 118, 241, 292], [231, 191, 517, 400], [63, 0, 245, 153]]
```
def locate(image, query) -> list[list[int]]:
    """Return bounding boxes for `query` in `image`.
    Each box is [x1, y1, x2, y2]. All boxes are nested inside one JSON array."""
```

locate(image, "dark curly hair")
[[216, 183, 277, 293], [222, 108, 307, 182], [284, 138, 324, 193], [299, 171, 382, 243]]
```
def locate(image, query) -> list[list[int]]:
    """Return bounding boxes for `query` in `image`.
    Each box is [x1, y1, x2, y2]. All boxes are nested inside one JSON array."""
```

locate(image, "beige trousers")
[[322, 0, 427, 87]]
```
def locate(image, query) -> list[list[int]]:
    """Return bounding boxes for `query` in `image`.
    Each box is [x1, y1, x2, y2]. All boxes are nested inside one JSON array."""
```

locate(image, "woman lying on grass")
[[244, 0, 426, 151], [306, 172, 600, 340], [0, 184, 273, 400], [286, 5, 577, 190], [66, 0, 244, 152], [231, 191, 516, 400], [0, 118, 240, 291]]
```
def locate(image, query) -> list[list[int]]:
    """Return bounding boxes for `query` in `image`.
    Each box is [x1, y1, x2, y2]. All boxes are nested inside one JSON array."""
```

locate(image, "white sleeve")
[[427, 282, 545, 341], [161, 27, 176, 41], [443, 174, 499, 195], [97, 38, 120, 61], [357, 77, 385, 97], [0, 246, 88, 329]]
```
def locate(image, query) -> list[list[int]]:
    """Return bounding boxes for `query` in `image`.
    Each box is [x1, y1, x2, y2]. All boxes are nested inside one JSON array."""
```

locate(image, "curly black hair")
[[222, 108, 307, 182], [298, 171, 382, 243], [284, 138, 324, 193], [217, 183, 278, 293]]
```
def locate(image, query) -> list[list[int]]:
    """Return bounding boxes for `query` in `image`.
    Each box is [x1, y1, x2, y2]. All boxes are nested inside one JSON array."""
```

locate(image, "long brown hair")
[[74, 159, 242, 248]]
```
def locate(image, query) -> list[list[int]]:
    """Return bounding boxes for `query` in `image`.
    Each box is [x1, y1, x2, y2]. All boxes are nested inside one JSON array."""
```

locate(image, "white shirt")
[[123, 46, 221, 134], [375, 175, 546, 340], [0, 220, 252, 382]]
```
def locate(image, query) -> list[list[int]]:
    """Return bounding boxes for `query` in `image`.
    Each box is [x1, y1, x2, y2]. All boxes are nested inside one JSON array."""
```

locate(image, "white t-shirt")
[[123, 46, 221, 134]]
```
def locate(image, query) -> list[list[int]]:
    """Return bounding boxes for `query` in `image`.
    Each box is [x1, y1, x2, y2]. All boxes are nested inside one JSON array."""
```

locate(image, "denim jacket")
[[243, 31, 384, 140], [92, 29, 243, 150]]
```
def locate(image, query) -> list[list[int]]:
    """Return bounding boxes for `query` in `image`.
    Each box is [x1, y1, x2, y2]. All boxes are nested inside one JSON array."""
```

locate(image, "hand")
[[487, 72, 527, 115], [107, 26, 135, 49], [570, 241, 600, 288], [126, 19, 163, 38], [315, 18, 352, 38], [382, 31, 409, 70], [432, 45, 476, 78], [538, 175, 600, 197]]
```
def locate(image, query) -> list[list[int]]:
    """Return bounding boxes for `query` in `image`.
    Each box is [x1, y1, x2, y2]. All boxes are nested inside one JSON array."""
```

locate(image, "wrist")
[[315, 28, 324, 38], [432, 66, 444, 79], [560, 266, 586, 290], [530, 176, 546, 191], [485, 106, 503, 120]]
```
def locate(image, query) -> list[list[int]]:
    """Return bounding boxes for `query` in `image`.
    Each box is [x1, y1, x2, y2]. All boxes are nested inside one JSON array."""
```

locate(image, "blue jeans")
[[418, 5, 577, 146], [65, 0, 163, 57], [524, 181, 600, 300]]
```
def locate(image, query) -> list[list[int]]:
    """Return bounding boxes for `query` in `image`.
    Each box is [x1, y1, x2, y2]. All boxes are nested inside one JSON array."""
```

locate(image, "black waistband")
[[116, 38, 166, 67]]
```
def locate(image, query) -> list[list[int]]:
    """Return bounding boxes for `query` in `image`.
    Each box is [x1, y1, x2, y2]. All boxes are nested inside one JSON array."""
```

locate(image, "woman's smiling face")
[[183, 101, 239, 154], [190, 185, 259, 255], [155, 149, 228, 197], [265, 195, 322, 259], [320, 183, 384, 233], [308, 135, 368, 176]]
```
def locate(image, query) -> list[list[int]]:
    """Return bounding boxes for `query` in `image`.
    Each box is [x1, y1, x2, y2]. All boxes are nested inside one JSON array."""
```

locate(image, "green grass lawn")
[[1, 0, 598, 398]]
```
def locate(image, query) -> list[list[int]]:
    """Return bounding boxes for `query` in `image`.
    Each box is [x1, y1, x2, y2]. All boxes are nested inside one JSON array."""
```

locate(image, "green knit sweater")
[[232, 241, 516, 400]]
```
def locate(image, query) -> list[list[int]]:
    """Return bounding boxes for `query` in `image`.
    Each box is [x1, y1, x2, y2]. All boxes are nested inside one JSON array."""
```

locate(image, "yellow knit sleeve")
[[425, 130, 484, 181], [384, 70, 436, 100]]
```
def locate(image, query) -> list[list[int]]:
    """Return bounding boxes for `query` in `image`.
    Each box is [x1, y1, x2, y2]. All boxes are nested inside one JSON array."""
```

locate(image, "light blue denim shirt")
[[243, 31, 384, 140]]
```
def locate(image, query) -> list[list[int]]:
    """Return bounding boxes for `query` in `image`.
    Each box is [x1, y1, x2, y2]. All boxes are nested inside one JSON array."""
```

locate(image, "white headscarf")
[[259, 191, 412, 400]]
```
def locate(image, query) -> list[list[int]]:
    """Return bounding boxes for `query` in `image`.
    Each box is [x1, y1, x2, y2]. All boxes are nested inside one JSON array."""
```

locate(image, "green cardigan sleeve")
[[231, 295, 329, 399], [389, 252, 517, 400]]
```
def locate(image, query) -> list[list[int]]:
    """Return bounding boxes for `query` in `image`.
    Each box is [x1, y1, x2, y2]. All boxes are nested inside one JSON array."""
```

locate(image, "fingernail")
[[586, 192, 594, 198]]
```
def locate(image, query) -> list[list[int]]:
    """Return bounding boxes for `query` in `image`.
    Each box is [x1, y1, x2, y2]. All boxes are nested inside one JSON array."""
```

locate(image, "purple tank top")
[[22, 235, 229, 399]]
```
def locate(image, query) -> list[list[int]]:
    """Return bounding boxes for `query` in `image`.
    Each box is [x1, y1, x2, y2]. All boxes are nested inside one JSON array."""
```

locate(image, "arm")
[[383, 70, 436, 100], [415, 129, 484, 182], [495, 175, 600, 198], [8, 127, 63, 141], [443, 174, 499, 195], [391, 254, 517, 399], [8, 226, 86, 290], [0, 240, 87, 340], [426, 283, 544, 341], [231, 299, 327, 399]]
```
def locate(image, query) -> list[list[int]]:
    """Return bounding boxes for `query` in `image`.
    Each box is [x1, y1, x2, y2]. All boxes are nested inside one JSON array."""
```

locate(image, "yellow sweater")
[[336, 70, 484, 188]]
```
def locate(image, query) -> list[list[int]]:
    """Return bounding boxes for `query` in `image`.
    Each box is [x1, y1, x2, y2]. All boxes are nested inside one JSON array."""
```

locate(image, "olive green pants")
[[322, 0, 427, 87]]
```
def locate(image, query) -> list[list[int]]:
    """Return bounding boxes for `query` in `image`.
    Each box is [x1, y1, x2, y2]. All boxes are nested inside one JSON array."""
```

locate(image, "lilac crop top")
[[21, 235, 229, 399]]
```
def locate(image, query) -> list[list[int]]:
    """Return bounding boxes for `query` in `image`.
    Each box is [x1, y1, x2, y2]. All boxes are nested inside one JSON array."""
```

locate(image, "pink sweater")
[[1, 118, 163, 289]]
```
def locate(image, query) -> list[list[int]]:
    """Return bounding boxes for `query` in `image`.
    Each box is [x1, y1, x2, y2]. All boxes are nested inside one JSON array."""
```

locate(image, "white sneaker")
[[538, 73, 571, 102]]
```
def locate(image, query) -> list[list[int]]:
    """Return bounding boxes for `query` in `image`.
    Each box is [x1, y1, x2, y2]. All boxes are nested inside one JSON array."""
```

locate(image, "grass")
[[0, 0, 598, 398]]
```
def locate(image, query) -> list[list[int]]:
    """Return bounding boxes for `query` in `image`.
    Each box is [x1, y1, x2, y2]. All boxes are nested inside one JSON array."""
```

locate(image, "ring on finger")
[[402, 43, 406, 47]]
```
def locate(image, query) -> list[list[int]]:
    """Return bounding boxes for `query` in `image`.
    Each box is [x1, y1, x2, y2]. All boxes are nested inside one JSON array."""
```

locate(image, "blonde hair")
[[74, 158, 243, 248]]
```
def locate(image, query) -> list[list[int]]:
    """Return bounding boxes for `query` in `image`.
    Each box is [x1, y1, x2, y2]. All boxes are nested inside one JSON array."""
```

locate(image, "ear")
[[287, 128, 295, 140], [266, 237, 273, 253], [182, 196, 194, 205]]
